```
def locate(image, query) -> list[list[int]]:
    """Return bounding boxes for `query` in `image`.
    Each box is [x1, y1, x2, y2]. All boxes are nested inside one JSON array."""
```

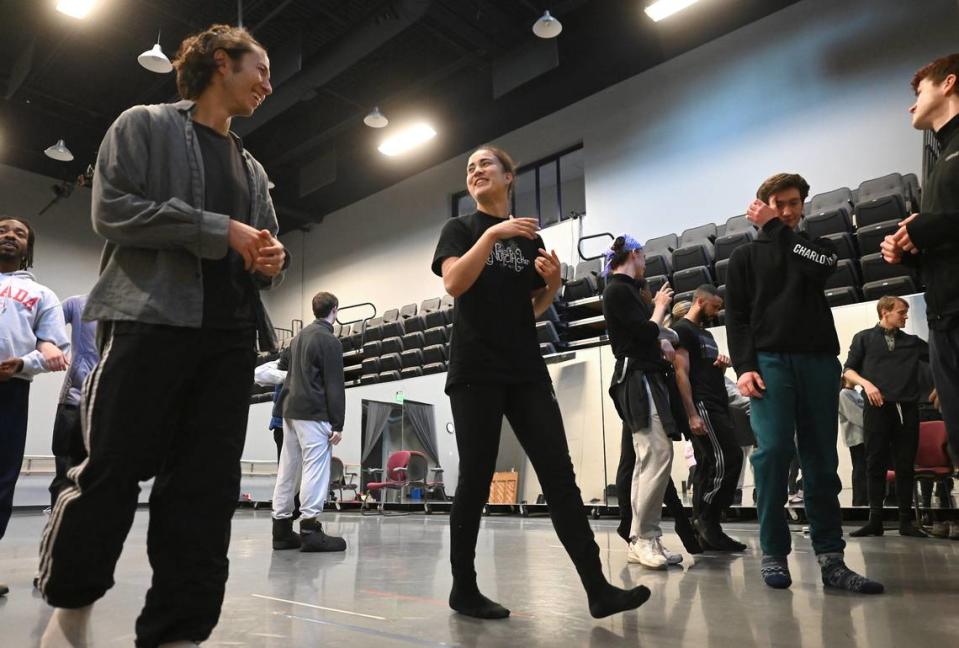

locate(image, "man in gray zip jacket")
[[39, 25, 285, 648], [271, 292, 347, 553]]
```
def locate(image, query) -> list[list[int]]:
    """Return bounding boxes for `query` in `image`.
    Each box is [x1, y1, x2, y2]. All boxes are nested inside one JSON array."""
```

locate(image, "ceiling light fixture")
[[44, 139, 74, 162], [56, 0, 97, 19], [138, 30, 173, 74], [377, 123, 437, 157], [644, 0, 701, 22], [363, 106, 389, 128], [532, 10, 563, 39]]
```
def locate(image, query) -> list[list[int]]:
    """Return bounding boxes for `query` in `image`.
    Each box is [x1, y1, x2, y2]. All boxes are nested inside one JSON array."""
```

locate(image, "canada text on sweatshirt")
[[0, 271, 70, 381]]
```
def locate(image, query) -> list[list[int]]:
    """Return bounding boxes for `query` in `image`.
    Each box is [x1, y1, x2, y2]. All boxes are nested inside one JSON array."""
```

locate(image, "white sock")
[[40, 605, 93, 648]]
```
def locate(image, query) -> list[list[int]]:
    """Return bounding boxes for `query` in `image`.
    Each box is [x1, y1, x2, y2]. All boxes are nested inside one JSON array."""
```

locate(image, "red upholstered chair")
[[885, 421, 953, 523], [362, 450, 431, 514]]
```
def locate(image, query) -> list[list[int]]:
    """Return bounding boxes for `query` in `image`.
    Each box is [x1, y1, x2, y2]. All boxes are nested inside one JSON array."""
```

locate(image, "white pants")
[[272, 419, 333, 520], [630, 378, 674, 541]]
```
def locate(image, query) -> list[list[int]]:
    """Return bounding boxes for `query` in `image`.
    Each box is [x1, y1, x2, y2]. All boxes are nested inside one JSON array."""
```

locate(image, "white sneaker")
[[627, 538, 668, 570], [656, 538, 683, 565]]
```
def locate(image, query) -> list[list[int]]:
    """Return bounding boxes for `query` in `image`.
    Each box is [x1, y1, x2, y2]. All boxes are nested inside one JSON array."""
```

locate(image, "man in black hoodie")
[[726, 173, 882, 595], [882, 53, 959, 458]]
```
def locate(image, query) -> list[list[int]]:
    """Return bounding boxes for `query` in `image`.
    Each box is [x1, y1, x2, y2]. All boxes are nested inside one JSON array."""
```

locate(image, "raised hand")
[[487, 217, 539, 241], [534, 248, 562, 288], [654, 282, 674, 309], [746, 199, 778, 228]]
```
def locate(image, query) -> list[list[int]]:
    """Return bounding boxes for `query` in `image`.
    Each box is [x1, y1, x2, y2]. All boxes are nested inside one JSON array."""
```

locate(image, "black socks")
[[850, 512, 884, 537], [586, 582, 651, 619], [449, 582, 510, 619]]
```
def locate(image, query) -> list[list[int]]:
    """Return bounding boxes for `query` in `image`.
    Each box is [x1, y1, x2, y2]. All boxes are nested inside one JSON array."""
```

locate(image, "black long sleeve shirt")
[[601, 273, 666, 371], [279, 319, 346, 431], [725, 217, 840, 375], [904, 112, 959, 330], [843, 325, 929, 403]]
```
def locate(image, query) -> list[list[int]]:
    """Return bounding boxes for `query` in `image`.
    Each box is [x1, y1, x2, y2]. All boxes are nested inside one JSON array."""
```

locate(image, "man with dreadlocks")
[[0, 216, 69, 598]]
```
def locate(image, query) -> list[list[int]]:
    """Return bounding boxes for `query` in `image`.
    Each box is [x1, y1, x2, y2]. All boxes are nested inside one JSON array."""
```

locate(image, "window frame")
[[450, 143, 584, 226]]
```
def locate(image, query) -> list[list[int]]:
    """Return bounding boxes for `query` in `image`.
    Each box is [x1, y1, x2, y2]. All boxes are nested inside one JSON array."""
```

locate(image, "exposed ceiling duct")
[[234, 0, 431, 136]]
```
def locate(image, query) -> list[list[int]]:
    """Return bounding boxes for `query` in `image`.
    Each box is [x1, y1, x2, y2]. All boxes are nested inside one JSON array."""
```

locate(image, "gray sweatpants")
[[630, 377, 674, 540]]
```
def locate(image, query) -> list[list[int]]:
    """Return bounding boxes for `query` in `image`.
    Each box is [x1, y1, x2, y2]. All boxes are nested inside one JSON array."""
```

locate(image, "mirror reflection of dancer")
[[725, 173, 882, 594], [432, 146, 650, 620], [601, 235, 702, 569]]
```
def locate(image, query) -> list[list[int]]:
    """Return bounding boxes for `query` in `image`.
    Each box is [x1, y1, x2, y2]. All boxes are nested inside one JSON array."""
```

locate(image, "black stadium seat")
[[672, 266, 713, 294], [564, 259, 601, 301], [860, 252, 918, 284], [803, 208, 852, 238], [421, 297, 442, 313], [646, 274, 668, 295], [441, 294, 454, 310], [401, 349, 424, 369], [380, 320, 405, 339], [856, 220, 899, 255], [361, 357, 380, 375], [401, 331, 424, 350], [425, 309, 447, 329], [643, 234, 678, 277], [424, 326, 448, 347], [715, 259, 730, 284], [809, 187, 854, 216], [672, 224, 716, 273], [714, 230, 754, 262], [401, 366, 424, 379], [360, 373, 378, 385], [403, 314, 427, 334], [422, 362, 446, 375], [855, 173, 909, 228], [862, 276, 918, 300], [824, 286, 861, 307], [399, 303, 418, 319], [361, 340, 382, 360], [423, 344, 447, 364], [379, 353, 402, 373], [378, 370, 400, 383], [536, 321, 561, 346], [824, 259, 859, 290], [822, 232, 857, 260], [380, 336, 403, 355], [382, 308, 399, 323], [673, 290, 695, 305], [540, 343, 556, 355]]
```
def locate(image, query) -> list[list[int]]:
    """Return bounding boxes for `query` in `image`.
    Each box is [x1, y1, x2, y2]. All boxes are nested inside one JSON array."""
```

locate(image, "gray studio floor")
[[3, 509, 959, 647]]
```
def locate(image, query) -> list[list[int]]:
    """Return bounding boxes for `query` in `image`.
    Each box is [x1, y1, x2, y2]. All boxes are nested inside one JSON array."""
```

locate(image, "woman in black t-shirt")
[[432, 146, 650, 621]]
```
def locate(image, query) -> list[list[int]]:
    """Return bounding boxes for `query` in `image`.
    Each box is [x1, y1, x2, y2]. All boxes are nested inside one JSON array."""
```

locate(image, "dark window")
[[450, 144, 584, 226]]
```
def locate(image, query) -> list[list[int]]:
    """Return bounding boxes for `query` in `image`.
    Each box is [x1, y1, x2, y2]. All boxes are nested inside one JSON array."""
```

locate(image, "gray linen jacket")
[[84, 100, 284, 340]]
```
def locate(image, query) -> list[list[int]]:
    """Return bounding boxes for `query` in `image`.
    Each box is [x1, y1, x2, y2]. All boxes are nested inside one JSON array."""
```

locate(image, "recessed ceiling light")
[[645, 0, 700, 22], [378, 123, 437, 156], [56, 0, 97, 19], [532, 10, 563, 39]]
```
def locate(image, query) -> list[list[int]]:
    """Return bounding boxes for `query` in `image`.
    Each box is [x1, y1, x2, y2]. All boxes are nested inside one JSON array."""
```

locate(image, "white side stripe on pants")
[[696, 402, 725, 505]]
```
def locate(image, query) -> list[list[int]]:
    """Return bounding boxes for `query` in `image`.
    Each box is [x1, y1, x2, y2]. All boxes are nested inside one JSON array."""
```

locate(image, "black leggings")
[[448, 381, 603, 590]]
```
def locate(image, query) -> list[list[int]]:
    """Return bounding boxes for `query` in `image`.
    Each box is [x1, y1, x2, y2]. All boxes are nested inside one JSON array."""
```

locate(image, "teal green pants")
[[750, 352, 845, 557]]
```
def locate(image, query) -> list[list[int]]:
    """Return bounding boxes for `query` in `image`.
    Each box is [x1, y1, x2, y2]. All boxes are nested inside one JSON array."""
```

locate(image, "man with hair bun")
[[725, 173, 883, 594], [844, 296, 929, 538], [883, 53, 959, 459], [38, 24, 286, 648]]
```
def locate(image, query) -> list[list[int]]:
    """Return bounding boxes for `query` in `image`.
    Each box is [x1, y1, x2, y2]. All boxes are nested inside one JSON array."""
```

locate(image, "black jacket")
[[601, 273, 665, 371], [844, 325, 929, 403], [904, 112, 959, 330], [278, 319, 346, 431], [725, 217, 839, 375]]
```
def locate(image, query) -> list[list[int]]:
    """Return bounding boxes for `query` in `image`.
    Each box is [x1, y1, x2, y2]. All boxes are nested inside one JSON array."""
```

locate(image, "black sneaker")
[[272, 518, 302, 550]]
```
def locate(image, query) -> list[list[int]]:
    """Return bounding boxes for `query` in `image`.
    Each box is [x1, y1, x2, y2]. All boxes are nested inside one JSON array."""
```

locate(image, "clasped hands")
[[228, 221, 285, 277]]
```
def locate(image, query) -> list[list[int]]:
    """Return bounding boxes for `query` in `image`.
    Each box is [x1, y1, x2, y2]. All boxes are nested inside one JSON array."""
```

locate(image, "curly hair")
[[172, 24, 263, 100]]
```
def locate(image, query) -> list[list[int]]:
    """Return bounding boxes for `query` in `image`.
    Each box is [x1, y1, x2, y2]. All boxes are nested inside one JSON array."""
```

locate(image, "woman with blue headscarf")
[[602, 235, 694, 569]]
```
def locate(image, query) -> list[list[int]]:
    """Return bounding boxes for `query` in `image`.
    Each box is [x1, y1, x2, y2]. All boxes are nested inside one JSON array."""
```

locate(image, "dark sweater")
[[725, 217, 839, 375], [278, 319, 346, 431], [844, 325, 929, 403], [601, 273, 665, 371], [904, 112, 959, 330]]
